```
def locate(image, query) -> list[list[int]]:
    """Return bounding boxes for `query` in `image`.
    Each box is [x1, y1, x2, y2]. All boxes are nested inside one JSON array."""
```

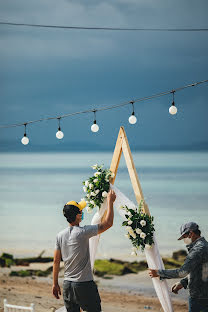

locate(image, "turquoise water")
[[0, 152, 208, 260]]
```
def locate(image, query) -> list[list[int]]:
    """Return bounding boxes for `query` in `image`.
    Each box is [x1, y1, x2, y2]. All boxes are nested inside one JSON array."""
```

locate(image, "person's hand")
[[171, 282, 183, 294], [148, 269, 159, 278], [107, 189, 116, 203], [52, 284, 61, 299]]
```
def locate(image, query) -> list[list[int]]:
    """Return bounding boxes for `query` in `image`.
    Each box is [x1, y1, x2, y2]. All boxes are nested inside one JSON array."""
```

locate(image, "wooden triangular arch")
[[109, 126, 150, 215]]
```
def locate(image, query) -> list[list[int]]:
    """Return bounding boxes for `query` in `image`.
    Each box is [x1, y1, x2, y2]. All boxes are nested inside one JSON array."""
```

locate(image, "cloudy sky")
[[0, 0, 208, 150]]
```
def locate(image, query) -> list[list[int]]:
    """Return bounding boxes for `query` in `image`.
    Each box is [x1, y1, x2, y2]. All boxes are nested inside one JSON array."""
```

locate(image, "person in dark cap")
[[52, 190, 116, 312], [148, 222, 208, 312]]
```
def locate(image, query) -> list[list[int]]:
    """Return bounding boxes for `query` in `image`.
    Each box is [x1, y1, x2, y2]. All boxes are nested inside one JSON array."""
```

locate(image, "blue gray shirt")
[[55, 225, 98, 282], [158, 237, 208, 299]]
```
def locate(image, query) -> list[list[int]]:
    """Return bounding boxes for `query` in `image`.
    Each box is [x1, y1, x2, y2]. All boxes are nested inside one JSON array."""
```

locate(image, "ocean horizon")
[[0, 151, 208, 261]]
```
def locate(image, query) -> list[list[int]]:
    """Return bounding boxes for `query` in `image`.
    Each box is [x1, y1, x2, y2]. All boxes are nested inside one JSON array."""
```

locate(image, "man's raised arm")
[[98, 189, 116, 234]]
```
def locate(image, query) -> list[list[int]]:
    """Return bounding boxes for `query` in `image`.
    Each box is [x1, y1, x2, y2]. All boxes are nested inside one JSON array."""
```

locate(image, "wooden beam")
[[109, 126, 125, 185], [110, 126, 150, 215]]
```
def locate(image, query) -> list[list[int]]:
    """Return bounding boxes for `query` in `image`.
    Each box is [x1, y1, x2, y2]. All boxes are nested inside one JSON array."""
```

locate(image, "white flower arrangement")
[[82, 164, 114, 211], [121, 200, 155, 254]]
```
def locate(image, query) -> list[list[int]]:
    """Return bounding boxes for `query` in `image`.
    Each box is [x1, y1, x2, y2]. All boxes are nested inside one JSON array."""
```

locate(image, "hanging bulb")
[[56, 128, 64, 139], [91, 121, 99, 132], [169, 91, 177, 115], [91, 110, 99, 132], [129, 112, 137, 124], [21, 134, 29, 145], [21, 124, 29, 145], [169, 103, 177, 115], [129, 101, 137, 124], [56, 118, 64, 139]]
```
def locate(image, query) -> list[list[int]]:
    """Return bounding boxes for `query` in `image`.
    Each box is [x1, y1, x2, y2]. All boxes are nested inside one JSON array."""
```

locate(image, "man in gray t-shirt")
[[52, 190, 116, 312]]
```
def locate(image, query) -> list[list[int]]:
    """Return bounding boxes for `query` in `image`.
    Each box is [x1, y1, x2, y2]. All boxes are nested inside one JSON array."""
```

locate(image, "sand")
[[0, 263, 188, 312]]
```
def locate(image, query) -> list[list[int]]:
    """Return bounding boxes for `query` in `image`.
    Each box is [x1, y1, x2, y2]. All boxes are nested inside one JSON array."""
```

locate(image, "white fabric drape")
[[89, 185, 174, 312]]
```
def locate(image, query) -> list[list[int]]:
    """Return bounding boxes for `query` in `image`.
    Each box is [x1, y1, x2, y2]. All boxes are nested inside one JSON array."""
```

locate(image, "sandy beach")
[[0, 262, 188, 312]]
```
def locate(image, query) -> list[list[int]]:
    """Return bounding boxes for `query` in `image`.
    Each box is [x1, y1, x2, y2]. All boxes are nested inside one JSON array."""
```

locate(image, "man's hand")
[[148, 269, 159, 278], [107, 189, 116, 203], [171, 282, 183, 294], [52, 284, 61, 299]]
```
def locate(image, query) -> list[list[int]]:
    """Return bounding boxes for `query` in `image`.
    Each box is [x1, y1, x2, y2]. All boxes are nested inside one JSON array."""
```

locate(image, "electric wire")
[[0, 21, 208, 32]]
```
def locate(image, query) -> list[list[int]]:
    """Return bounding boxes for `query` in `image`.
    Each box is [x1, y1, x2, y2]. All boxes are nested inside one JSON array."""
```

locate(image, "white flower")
[[110, 172, 115, 178], [90, 192, 96, 196], [131, 251, 137, 256], [87, 194, 90, 198], [127, 211, 132, 216], [140, 220, 146, 227], [80, 198, 85, 202], [95, 189, 100, 194], [136, 228, 142, 234], [92, 164, 98, 169], [145, 244, 151, 249], [89, 183, 93, 189], [87, 206, 93, 213], [94, 172, 101, 177], [140, 232, 146, 239], [128, 220, 133, 225], [83, 186, 87, 192], [90, 200, 94, 205], [126, 226, 133, 232], [130, 232, 136, 239], [85, 180, 89, 187], [102, 191, 108, 198], [132, 247, 137, 252], [124, 233, 130, 238], [93, 179, 98, 183]]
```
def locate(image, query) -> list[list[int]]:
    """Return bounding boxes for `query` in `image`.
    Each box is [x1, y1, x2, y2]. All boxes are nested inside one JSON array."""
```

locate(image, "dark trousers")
[[189, 297, 208, 312], [63, 280, 102, 312]]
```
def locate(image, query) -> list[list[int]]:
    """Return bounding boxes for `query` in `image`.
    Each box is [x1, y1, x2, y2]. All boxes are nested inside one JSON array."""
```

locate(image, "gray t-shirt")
[[55, 225, 98, 282]]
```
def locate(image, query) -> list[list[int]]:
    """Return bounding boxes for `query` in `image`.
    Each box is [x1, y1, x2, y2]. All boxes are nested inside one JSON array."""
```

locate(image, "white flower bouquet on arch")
[[82, 164, 114, 212], [122, 200, 155, 255]]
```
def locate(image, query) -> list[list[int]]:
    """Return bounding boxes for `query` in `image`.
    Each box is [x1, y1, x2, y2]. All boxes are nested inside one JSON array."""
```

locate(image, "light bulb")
[[91, 123, 99, 132], [169, 105, 177, 115], [129, 114, 137, 124], [56, 130, 64, 139], [21, 135, 29, 145]]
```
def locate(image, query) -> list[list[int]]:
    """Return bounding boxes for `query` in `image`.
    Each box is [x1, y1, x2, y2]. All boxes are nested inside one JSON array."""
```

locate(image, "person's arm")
[[52, 249, 62, 299], [149, 245, 203, 280], [98, 189, 116, 234]]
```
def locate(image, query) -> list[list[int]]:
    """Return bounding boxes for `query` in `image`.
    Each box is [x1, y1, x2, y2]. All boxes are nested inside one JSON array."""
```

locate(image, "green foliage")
[[9, 266, 53, 277], [0, 253, 15, 267]]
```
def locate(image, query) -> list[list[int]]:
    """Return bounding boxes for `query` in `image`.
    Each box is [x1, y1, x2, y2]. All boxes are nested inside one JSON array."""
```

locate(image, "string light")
[[0, 80, 207, 146], [91, 110, 99, 133], [169, 91, 177, 115], [56, 117, 64, 139], [129, 101, 137, 124], [21, 123, 29, 145]]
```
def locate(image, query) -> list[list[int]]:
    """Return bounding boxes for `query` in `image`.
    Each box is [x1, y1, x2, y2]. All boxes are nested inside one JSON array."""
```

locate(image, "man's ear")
[[189, 230, 194, 237]]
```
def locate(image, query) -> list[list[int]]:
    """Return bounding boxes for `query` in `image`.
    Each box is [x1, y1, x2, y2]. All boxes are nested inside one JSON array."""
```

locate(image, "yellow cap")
[[66, 200, 87, 211]]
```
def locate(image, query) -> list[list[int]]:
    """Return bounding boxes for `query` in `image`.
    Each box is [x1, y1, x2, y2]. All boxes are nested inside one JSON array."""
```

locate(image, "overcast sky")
[[0, 0, 208, 150]]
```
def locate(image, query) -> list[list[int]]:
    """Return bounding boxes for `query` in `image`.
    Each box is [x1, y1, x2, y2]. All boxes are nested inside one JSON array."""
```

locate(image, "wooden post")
[[110, 126, 150, 215]]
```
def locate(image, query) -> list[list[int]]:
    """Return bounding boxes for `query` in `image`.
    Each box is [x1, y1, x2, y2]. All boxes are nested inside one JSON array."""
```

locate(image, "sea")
[[0, 151, 208, 261]]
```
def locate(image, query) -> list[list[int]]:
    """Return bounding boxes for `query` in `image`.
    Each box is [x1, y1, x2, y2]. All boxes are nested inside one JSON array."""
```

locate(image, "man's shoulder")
[[56, 227, 69, 237], [193, 237, 208, 252]]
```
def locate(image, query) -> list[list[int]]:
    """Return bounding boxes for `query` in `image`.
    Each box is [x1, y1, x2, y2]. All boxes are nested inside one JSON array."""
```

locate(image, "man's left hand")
[[148, 269, 159, 278], [52, 284, 61, 299]]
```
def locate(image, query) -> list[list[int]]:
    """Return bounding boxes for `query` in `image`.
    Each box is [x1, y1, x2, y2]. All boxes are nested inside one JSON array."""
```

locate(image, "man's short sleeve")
[[55, 235, 61, 250], [83, 225, 98, 238]]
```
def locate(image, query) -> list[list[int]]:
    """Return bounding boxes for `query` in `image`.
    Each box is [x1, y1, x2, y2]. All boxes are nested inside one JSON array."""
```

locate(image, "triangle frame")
[[109, 126, 150, 215]]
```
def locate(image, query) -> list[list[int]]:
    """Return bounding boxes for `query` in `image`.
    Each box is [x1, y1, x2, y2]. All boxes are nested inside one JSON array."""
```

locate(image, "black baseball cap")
[[178, 222, 199, 240]]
